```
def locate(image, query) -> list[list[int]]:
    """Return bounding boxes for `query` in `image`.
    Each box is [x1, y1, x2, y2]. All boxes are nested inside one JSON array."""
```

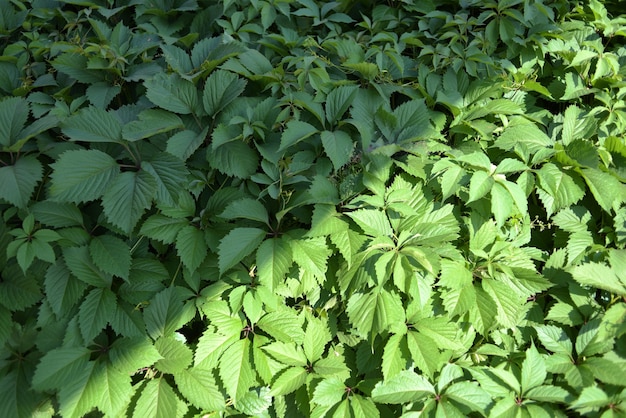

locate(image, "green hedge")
[[1, 0, 625, 416]]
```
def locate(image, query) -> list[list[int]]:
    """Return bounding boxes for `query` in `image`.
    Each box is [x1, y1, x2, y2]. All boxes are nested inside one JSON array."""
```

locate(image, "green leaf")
[[145, 72, 199, 115], [536, 163, 585, 217], [347, 288, 405, 338], [109, 337, 162, 375], [570, 386, 610, 410], [570, 262, 626, 297], [580, 168, 625, 213], [50, 150, 119, 204], [491, 182, 513, 226], [291, 237, 332, 282], [89, 235, 131, 280], [32, 201, 83, 228], [175, 225, 208, 273], [154, 336, 193, 373], [218, 227, 266, 274], [256, 309, 305, 343], [0, 370, 44, 418], [321, 130, 354, 171], [61, 106, 122, 143], [79, 287, 116, 342], [208, 139, 259, 178], [0, 96, 28, 147], [57, 361, 98, 418], [133, 378, 188, 418], [468, 170, 494, 203], [166, 128, 207, 161], [122, 109, 184, 142], [203, 69, 247, 116], [102, 170, 157, 234], [175, 367, 224, 412], [0, 155, 43, 208], [382, 333, 409, 380], [278, 120, 318, 152], [534, 325, 573, 355], [525, 385, 570, 403], [262, 341, 308, 366], [371, 370, 435, 404], [220, 198, 269, 225], [218, 338, 256, 402], [32, 346, 91, 391], [312, 377, 345, 407], [194, 329, 239, 369], [350, 394, 380, 418], [304, 316, 332, 363], [521, 343, 547, 393], [269, 366, 308, 396], [256, 237, 292, 291], [144, 287, 185, 340], [482, 280, 524, 329], [346, 209, 393, 237], [326, 85, 358, 127], [141, 215, 187, 244], [406, 331, 445, 378], [63, 245, 113, 288]]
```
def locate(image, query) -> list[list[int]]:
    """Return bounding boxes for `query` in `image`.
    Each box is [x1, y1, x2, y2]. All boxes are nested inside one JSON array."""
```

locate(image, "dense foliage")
[[1, 0, 626, 416]]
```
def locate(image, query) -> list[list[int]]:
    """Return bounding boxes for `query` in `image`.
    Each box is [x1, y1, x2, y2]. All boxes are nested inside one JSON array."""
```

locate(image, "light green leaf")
[[89, 235, 131, 280], [534, 325, 573, 355], [482, 280, 524, 329], [312, 377, 345, 407], [382, 333, 408, 380], [79, 287, 116, 342], [350, 394, 380, 418], [278, 120, 318, 152], [108, 337, 162, 375], [330, 227, 366, 267], [102, 170, 157, 234], [256, 309, 305, 343], [321, 130, 354, 171], [406, 331, 445, 378], [133, 378, 188, 418], [346, 209, 393, 237], [94, 362, 133, 417], [176, 225, 208, 273], [144, 287, 185, 340], [525, 385, 570, 403], [347, 288, 405, 338], [123, 109, 184, 142], [269, 366, 307, 396], [445, 381, 492, 412], [218, 227, 266, 274], [371, 370, 435, 404], [218, 338, 256, 402], [194, 329, 239, 368], [304, 316, 332, 363], [570, 262, 626, 297], [570, 386, 609, 409], [154, 336, 193, 373], [0, 156, 43, 208], [49, 150, 119, 203], [175, 367, 224, 412], [220, 198, 269, 225], [61, 106, 122, 143], [536, 163, 585, 217], [491, 182, 513, 226], [291, 237, 332, 282], [468, 170, 494, 203], [235, 387, 272, 416], [521, 343, 546, 393], [203, 69, 247, 116], [581, 167, 625, 213], [57, 361, 98, 418], [262, 341, 308, 366], [256, 237, 292, 291]]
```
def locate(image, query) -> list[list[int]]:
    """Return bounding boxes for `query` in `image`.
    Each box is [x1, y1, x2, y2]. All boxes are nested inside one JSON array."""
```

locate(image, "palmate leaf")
[[133, 378, 188, 418], [102, 170, 157, 234], [218, 227, 266, 275], [89, 235, 131, 280], [0, 155, 43, 208], [49, 150, 120, 204], [346, 287, 405, 338], [78, 287, 117, 342], [61, 106, 123, 143]]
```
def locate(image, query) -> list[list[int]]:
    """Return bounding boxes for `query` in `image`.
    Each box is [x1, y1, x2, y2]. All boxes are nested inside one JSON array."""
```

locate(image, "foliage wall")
[[1, 0, 626, 416]]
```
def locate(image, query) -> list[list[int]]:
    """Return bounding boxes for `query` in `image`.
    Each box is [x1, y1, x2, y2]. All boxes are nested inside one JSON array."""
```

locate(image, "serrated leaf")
[[278, 120, 318, 152], [57, 361, 98, 418], [256, 237, 292, 291], [109, 337, 162, 374], [482, 280, 523, 329], [203, 69, 247, 116], [256, 310, 305, 343], [133, 378, 187, 418], [312, 377, 345, 407], [122, 109, 184, 141], [79, 287, 116, 342], [304, 317, 332, 363], [262, 341, 308, 366], [94, 361, 133, 417], [32, 346, 91, 391], [382, 333, 409, 380], [61, 106, 122, 143], [141, 215, 187, 244], [0, 156, 43, 208], [194, 329, 239, 368], [521, 343, 546, 393], [291, 237, 332, 282], [220, 198, 269, 225], [32, 201, 83, 227], [581, 167, 625, 213], [102, 170, 157, 234], [346, 209, 393, 237], [330, 227, 366, 267], [525, 385, 570, 403], [154, 336, 193, 373], [63, 245, 112, 288], [218, 227, 266, 274], [89, 235, 131, 280], [144, 287, 185, 340], [50, 150, 119, 204], [0, 96, 28, 147], [534, 325, 573, 355], [208, 139, 259, 178], [321, 130, 354, 171], [371, 370, 435, 404], [570, 262, 626, 297], [269, 366, 307, 396], [166, 128, 207, 161], [347, 288, 405, 338], [175, 367, 224, 411], [445, 381, 492, 412], [468, 170, 494, 203], [491, 181, 513, 226], [218, 338, 256, 402], [536, 163, 585, 217], [406, 331, 445, 378], [144, 72, 199, 115], [175, 225, 208, 273]]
